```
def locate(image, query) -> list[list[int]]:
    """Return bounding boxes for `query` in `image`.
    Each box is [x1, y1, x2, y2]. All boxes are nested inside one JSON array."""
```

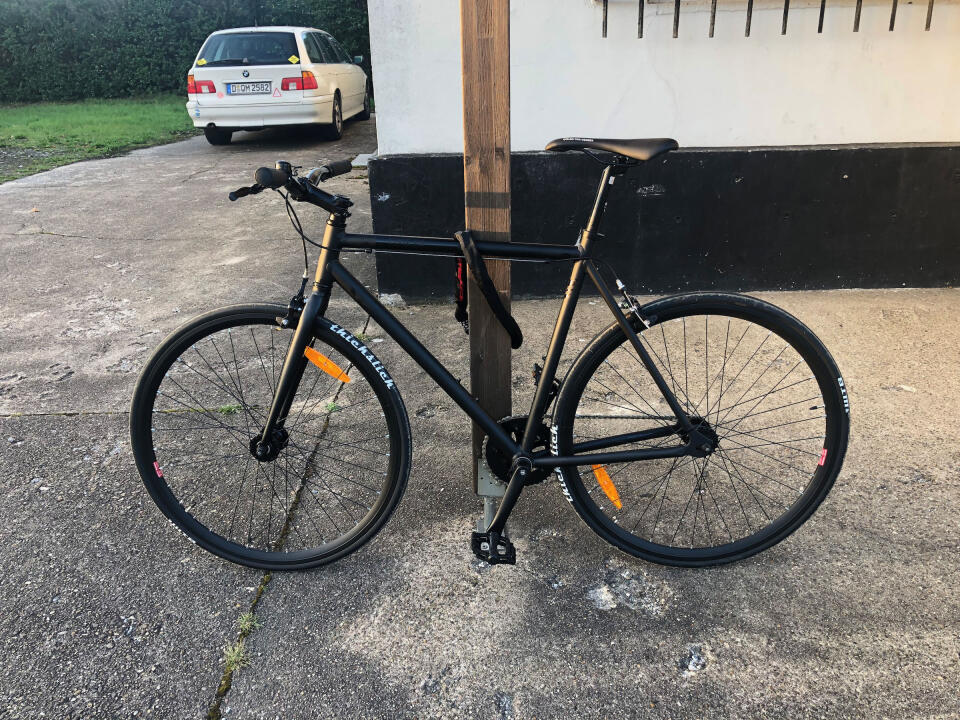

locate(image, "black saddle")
[[545, 137, 678, 162]]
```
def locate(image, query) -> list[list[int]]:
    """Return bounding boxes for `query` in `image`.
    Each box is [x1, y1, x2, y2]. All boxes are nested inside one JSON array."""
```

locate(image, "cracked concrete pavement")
[[1, 116, 959, 718]]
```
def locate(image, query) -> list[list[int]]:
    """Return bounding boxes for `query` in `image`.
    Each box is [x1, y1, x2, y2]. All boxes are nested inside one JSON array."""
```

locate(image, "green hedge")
[[0, 0, 370, 103]]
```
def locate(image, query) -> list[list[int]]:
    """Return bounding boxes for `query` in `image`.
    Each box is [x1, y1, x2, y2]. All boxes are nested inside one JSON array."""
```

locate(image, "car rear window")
[[197, 32, 299, 67]]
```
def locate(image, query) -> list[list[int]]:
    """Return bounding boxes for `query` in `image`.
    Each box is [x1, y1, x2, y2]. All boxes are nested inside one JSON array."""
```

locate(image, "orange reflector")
[[303, 346, 350, 383], [592, 464, 622, 509]]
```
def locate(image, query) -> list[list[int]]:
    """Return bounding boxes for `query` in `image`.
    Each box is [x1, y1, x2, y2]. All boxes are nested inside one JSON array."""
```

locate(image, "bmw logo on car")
[[242, 70, 249, 78]]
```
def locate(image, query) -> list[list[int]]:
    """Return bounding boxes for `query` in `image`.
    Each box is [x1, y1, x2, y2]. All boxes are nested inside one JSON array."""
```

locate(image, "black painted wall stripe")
[[368, 146, 960, 300]]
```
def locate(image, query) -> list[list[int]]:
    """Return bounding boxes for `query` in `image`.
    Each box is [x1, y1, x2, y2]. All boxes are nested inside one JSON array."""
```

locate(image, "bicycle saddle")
[[545, 137, 678, 162]]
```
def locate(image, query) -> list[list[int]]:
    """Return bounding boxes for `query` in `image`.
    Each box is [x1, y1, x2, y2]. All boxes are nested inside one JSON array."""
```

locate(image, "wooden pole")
[[460, 0, 512, 492]]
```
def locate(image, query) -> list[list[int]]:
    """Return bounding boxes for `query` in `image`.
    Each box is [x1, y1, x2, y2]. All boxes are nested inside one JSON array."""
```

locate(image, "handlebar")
[[229, 159, 354, 214]]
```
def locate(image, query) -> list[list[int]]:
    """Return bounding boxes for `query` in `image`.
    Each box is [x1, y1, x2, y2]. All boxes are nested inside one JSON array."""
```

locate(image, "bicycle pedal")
[[470, 531, 516, 565]]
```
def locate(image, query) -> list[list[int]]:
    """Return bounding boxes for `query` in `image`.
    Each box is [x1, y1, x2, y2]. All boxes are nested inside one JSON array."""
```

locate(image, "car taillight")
[[187, 75, 197, 94], [283, 72, 318, 92], [196, 80, 216, 94]]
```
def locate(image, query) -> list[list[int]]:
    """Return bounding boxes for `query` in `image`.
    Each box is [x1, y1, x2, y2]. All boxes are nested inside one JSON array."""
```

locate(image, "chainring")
[[483, 415, 552, 485]]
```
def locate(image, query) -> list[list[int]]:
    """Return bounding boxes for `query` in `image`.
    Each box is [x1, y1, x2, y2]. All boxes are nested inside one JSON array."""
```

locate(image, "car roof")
[[209, 26, 326, 35]]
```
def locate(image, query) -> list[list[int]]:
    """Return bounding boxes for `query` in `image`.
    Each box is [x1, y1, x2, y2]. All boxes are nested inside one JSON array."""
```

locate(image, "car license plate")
[[227, 82, 271, 95]]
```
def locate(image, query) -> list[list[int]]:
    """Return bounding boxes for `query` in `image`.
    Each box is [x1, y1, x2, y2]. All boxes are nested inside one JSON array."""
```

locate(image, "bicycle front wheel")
[[130, 304, 411, 570], [552, 292, 849, 567]]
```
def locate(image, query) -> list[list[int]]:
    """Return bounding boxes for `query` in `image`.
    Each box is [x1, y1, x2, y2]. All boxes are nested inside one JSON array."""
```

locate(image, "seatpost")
[[583, 164, 617, 239]]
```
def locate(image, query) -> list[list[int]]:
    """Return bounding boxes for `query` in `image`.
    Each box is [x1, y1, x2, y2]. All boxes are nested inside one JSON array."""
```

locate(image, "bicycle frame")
[[259, 164, 706, 534]]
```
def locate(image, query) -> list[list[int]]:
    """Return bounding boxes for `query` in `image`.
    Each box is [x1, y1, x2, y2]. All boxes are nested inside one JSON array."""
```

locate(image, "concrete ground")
[[1, 117, 958, 719]]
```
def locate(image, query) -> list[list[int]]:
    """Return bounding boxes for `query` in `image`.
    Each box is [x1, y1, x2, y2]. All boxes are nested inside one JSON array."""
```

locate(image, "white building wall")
[[368, 0, 960, 154]]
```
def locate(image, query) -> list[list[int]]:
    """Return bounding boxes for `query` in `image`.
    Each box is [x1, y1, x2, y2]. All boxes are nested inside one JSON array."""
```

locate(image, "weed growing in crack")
[[238, 612, 261, 634], [223, 639, 250, 673]]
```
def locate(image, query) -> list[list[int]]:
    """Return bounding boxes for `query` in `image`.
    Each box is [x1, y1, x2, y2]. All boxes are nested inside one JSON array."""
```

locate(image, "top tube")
[[341, 233, 583, 261]]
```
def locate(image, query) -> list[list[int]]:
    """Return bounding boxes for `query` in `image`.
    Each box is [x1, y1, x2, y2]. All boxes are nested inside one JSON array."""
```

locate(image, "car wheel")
[[203, 126, 233, 146], [321, 93, 343, 141], [356, 83, 371, 121]]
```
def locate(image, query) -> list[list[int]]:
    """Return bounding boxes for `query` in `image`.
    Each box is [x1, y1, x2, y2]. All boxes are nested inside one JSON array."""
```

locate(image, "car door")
[[300, 31, 338, 107], [322, 33, 366, 117], [309, 33, 349, 109]]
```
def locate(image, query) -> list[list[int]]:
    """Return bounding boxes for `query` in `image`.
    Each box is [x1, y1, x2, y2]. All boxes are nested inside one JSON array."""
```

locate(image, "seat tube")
[[517, 165, 615, 450]]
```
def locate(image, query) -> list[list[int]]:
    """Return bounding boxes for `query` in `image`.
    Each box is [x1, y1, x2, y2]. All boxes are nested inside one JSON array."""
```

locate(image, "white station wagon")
[[186, 26, 370, 145]]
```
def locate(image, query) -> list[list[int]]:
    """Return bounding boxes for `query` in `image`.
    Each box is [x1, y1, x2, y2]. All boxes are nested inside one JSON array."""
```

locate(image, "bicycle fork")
[[255, 217, 342, 458]]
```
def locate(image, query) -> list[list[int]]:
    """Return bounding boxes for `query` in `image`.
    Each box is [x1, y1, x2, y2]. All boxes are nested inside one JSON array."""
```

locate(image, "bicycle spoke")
[[721, 414, 826, 440], [715, 350, 795, 429], [720, 393, 821, 429], [630, 457, 686, 532], [701, 466, 732, 543], [599, 360, 672, 427], [718, 449, 774, 521], [719, 451, 802, 495], [720, 436, 813, 476], [714, 320, 731, 428]]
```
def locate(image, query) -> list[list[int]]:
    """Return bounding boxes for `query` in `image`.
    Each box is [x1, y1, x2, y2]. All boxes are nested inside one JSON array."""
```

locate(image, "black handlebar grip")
[[306, 159, 354, 186], [324, 159, 353, 178], [229, 186, 250, 201], [255, 166, 290, 189]]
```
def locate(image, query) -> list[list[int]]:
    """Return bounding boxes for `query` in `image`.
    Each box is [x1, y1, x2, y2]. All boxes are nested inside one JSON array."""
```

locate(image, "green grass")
[[0, 95, 198, 182]]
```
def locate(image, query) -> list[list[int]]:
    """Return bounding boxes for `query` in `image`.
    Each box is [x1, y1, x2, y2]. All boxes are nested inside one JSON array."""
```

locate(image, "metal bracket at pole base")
[[476, 457, 506, 498], [475, 458, 508, 538]]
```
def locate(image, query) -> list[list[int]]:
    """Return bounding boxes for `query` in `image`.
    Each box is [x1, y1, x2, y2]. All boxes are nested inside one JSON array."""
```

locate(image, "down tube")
[[328, 261, 518, 454]]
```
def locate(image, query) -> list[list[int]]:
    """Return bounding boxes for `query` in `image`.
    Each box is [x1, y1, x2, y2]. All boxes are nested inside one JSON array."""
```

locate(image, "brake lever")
[[228, 183, 265, 201]]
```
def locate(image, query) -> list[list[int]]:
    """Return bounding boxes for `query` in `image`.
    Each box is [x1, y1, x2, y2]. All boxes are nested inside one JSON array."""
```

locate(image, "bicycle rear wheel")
[[130, 304, 411, 570], [552, 292, 849, 567]]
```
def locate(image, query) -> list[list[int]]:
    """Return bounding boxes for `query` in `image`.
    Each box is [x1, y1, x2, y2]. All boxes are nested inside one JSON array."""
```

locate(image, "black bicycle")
[[130, 137, 850, 571]]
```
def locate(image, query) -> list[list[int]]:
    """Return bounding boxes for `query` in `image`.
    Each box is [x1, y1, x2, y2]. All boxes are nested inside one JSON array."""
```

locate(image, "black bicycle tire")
[[552, 292, 849, 567], [129, 304, 411, 570]]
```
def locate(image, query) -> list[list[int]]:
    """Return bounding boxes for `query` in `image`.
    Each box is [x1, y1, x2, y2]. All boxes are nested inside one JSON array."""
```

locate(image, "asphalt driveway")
[[1, 116, 958, 719]]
